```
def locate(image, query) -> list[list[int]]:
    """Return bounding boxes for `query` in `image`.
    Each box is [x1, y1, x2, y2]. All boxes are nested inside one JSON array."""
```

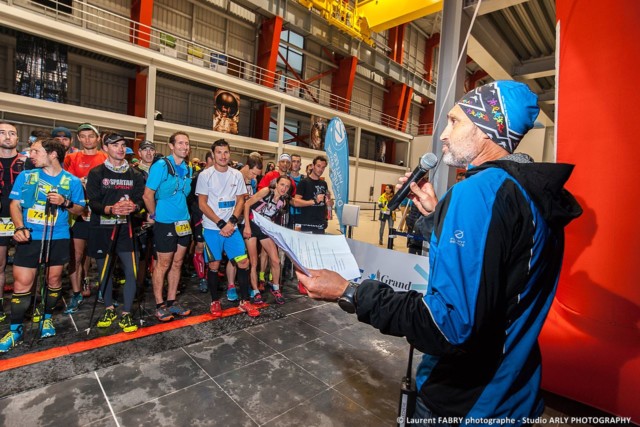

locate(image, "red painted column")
[[256, 16, 283, 88], [387, 24, 406, 64], [540, 0, 640, 422], [128, 0, 154, 119], [330, 55, 358, 113], [423, 33, 440, 83], [254, 16, 283, 140]]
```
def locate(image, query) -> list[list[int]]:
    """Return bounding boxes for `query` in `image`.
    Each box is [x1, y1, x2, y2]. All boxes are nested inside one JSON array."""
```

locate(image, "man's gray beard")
[[442, 152, 467, 168]]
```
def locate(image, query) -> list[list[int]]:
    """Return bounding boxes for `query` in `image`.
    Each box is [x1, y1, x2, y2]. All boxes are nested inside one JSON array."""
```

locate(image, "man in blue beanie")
[[297, 81, 583, 425]]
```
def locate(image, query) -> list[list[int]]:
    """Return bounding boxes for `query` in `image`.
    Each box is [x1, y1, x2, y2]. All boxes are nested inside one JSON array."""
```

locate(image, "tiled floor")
[[0, 211, 625, 426]]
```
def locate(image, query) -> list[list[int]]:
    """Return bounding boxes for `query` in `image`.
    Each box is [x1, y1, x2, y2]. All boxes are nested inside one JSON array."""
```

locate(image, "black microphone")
[[387, 153, 438, 211]]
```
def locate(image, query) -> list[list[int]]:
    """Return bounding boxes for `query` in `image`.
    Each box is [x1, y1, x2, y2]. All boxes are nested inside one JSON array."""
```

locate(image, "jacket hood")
[[468, 154, 583, 228]]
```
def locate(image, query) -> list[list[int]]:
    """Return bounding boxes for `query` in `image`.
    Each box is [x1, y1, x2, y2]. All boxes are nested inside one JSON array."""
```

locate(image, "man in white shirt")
[[195, 139, 259, 318]]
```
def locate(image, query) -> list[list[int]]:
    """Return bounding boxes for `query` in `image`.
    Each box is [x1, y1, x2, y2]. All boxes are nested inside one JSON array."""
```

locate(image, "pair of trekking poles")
[[84, 214, 148, 335]]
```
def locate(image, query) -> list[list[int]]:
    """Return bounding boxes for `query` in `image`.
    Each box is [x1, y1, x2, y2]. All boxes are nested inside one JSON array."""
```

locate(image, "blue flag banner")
[[325, 117, 349, 234]]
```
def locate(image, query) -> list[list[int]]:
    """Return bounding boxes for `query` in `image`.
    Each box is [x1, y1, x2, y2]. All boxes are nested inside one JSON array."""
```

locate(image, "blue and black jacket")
[[354, 155, 582, 424]]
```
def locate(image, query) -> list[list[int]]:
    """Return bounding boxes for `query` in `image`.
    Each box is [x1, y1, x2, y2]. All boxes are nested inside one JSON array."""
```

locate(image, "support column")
[[431, 0, 468, 199], [382, 82, 412, 133], [130, 0, 154, 48], [144, 65, 157, 149], [256, 16, 283, 88], [254, 16, 283, 140], [330, 55, 358, 113], [128, 0, 154, 120], [387, 24, 406, 64], [276, 104, 286, 156], [423, 33, 440, 83]]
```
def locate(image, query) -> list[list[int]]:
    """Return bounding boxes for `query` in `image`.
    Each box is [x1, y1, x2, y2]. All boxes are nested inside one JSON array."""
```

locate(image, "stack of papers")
[[252, 211, 361, 280]]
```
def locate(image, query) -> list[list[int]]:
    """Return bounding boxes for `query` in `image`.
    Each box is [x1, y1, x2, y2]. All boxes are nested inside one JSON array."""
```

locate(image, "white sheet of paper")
[[252, 211, 361, 280]]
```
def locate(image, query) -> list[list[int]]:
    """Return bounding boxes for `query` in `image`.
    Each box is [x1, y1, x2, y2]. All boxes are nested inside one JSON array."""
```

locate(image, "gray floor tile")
[[333, 321, 406, 358], [291, 303, 357, 334], [246, 316, 327, 352], [333, 355, 406, 425], [281, 334, 365, 387], [184, 330, 277, 377], [215, 353, 327, 425], [97, 348, 208, 413], [263, 388, 384, 427], [0, 373, 111, 427], [115, 380, 257, 426]]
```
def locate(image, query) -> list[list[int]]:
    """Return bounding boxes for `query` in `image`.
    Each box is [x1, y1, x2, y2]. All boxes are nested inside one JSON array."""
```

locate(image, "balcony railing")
[[5, 0, 421, 135]]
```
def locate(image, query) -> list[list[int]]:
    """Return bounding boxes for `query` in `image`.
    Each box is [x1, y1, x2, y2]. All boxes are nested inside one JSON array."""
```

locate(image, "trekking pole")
[[84, 219, 121, 334], [25, 201, 50, 340], [31, 199, 57, 344], [125, 214, 144, 326]]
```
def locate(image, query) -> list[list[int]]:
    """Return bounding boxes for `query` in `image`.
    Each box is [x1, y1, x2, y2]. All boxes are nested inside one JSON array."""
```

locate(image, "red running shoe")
[[210, 300, 222, 318], [239, 300, 260, 317], [298, 281, 308, 295]]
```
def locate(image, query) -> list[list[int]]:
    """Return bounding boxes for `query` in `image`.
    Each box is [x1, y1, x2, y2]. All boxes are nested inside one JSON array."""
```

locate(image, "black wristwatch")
[[337, 281, 359, 314]]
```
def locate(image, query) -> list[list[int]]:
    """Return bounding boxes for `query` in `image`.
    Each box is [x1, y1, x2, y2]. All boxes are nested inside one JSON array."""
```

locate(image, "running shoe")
[[118, 313, 138, 333], [209, 300, 222, 318], [198, 278, 208, 293], [226, 285, 238, 301], [168, 304, 191, 317], [271, 289, 286, 305], [40, 318, 56, 338], [64, 293, 84, 314], [253, 293, 266, 306], [97, 308, 117, 328], [155, 306, 174, 322], [239, 300, 260, 318], [0, 327, 23, 353], [257, 280, 266, 291]]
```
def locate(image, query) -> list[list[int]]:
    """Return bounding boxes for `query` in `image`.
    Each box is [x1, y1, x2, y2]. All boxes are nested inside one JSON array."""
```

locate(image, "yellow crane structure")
[[298, 0, 442, 46]]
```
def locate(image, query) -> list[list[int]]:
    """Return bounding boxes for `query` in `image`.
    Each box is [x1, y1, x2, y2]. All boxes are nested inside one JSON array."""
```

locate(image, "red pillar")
[[330, 55, 358, 113], [254, 16, 283, 140], [256, 16, 283, 88], [387, 24, 406, 64], [539, 0, 640, 422], [423, 33, 440, 83], [128, 0, 154, 119]]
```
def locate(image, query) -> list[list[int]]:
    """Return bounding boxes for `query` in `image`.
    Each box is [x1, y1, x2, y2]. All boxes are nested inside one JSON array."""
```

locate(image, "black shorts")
[[0, 217, 16, 246], [13, 239, 70, 268], [249, 220, 269, 241], [70, 218, 90, 240], [88, 225, 136, 259], [153, 221, 191, 253]]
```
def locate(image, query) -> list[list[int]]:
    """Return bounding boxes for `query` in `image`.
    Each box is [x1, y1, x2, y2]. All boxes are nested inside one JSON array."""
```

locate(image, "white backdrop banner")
[[347, 239, 430, 294]]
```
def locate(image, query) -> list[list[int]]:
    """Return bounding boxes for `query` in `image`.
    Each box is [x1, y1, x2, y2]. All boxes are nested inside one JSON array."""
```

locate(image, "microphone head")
[[419, 152, 438, 170]]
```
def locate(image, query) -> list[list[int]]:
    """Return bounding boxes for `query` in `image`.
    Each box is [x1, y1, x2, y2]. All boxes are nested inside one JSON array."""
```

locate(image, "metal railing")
[[7, 0, 420, 135]]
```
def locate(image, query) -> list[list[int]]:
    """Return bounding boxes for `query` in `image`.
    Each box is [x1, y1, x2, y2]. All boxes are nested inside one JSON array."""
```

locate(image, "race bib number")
[[0, 218, 15, 237], [175, 220, 192, 236], [26, 205, 54, 226], [100, 215, 127, 225], [218, 199, 235, 210]]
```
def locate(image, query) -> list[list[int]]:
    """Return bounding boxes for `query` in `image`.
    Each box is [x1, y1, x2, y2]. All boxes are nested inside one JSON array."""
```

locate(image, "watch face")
[[338, 298, 356, 314]]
